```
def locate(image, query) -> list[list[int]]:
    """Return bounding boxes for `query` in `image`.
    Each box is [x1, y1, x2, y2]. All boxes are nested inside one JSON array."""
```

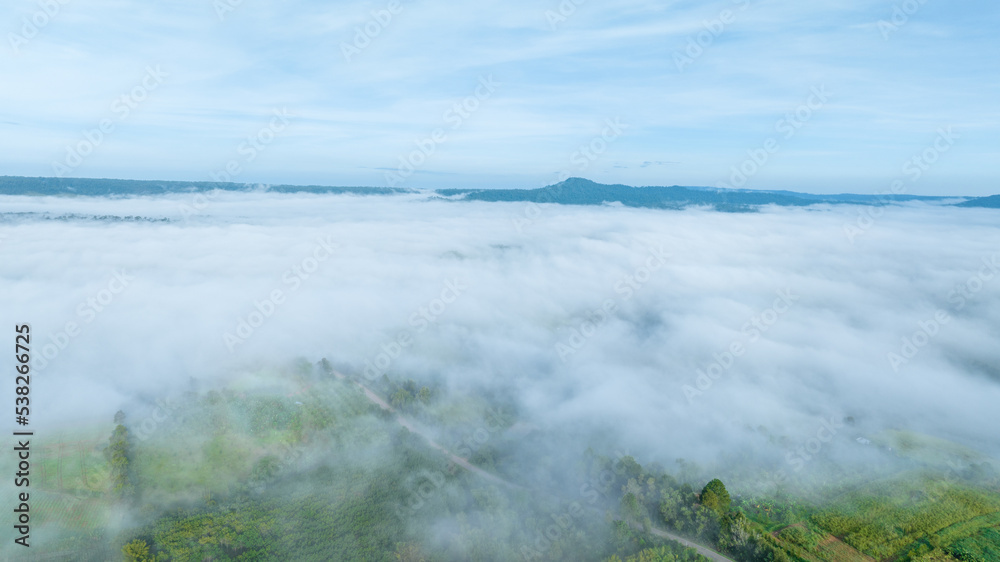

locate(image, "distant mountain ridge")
[[0, 175, 412, 196], [437, 177, 971, 212], [955, 194, 1000, 208], [0, 175, 995, 211]]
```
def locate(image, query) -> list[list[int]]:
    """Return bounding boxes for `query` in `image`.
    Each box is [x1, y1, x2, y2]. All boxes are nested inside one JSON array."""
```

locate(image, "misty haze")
[[2, 1, 999, 561]]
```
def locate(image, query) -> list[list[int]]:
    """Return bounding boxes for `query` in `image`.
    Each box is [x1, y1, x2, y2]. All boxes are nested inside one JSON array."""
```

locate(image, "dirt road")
[[332, 369, 734, 562], [331, 369, 520, 489]]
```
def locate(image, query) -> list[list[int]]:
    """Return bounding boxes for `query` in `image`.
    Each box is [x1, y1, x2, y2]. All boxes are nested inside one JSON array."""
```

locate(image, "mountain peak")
[[551, 177, 632, 190], [555, 177, 599, 186]]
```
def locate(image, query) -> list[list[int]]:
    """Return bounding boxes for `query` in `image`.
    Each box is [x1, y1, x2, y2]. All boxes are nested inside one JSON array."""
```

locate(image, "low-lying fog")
[[2, 191, 998, 478]]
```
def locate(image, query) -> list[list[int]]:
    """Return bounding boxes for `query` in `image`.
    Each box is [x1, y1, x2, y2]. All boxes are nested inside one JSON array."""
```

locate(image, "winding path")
[[331, 369, 734, 562], [330, 369, 521, 489], [647, 527, 735, 562]]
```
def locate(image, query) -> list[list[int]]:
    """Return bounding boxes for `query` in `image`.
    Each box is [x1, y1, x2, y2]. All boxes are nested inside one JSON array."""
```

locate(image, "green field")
[[7, 362, 999, 562]]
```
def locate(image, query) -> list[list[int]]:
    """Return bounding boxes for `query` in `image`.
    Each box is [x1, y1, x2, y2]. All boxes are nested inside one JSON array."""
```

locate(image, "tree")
[[394, 542, 427, 561], [114, 410, 126, 424], [250, 455, 282, 483], [622, 492, 649, 531], [391, 389, 413, 409], [122, 539, 153, 562], [617, 456, 644, 483], [700, 479, 731, 517], [719, 511, 753, 553], [719, 510, 790, 562], [319, 358, 333, 375], [108, 424, 135, 499]]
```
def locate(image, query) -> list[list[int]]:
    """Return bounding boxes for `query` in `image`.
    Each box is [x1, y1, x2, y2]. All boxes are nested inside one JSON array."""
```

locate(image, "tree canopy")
[[700, 479, 731, 517]]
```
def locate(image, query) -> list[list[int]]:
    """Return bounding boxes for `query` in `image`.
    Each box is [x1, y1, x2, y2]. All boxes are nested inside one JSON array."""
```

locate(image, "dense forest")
[[436, 178, 959, 211], [14, 359, 999, 561], [0, 175, 410, 196]]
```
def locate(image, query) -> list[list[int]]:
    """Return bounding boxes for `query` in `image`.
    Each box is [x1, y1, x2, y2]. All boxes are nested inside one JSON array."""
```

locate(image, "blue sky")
[[1, 0, 998, 194]]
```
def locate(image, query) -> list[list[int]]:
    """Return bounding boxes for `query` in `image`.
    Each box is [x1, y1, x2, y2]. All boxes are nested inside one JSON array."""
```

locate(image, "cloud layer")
[[2, 193, 998, 477]]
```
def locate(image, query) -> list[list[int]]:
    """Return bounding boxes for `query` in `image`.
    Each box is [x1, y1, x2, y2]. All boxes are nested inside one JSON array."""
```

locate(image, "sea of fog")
[[1, 191, 998, 476]]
